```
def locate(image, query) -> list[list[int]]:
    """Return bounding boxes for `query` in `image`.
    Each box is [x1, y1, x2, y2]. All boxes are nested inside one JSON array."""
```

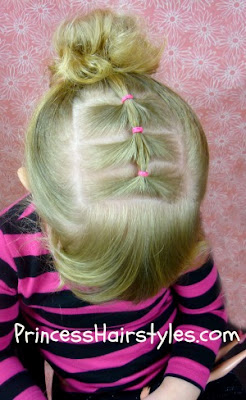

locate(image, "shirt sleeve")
[[0, 229, 47, 399], [163, 254, 228, 392]]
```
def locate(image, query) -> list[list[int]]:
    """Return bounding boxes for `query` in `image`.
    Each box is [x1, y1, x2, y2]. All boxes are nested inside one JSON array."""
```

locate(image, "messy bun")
[[49, 8, 166, 85]]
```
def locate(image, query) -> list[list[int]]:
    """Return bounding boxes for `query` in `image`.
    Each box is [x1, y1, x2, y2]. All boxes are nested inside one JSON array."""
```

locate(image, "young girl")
[[0, 8, 245, 400]]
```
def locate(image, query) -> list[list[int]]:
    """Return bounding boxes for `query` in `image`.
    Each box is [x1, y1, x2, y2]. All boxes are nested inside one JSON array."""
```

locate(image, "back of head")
[[24, 8, 210, 304]]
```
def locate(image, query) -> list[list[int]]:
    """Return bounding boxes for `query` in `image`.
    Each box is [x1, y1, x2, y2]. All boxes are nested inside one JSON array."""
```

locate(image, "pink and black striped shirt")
[[0, 194, 228, 399]]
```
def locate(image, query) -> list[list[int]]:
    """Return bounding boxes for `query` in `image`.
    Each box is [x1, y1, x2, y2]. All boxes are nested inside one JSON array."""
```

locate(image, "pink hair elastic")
[[138, 170, 149, 177], [121, 94, 134, 103], [132, 126, 143, 134]]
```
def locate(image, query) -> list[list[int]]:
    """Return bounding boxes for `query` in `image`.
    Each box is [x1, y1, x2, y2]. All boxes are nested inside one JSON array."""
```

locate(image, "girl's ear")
[[17, 167, 30, 191]]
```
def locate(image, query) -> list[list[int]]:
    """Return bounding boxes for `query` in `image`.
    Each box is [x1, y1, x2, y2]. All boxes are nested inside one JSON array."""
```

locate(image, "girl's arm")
[[160, 376, 201, 399], [0, 229, 47, 400], [143, 253, 228, 400], [162, 254, 228, 393], [141, 376, 201, 400]]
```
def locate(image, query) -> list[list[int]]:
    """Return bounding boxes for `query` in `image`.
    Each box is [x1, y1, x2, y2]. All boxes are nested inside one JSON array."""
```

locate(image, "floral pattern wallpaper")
[[0, 0, 245, 327]]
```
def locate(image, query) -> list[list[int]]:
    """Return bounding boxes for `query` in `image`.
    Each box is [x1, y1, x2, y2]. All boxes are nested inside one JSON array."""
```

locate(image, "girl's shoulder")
[[0, 194, 53, 277], [173, 249, 214, 287], [0, 193, 41, 236]]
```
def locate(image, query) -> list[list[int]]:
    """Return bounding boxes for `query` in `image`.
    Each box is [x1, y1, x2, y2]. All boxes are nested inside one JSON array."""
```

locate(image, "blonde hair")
[[23, 8, 211, 304]]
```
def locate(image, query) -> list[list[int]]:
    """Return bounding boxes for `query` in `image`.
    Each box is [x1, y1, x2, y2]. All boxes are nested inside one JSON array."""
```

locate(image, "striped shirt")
[[0, 194, 228, 399]]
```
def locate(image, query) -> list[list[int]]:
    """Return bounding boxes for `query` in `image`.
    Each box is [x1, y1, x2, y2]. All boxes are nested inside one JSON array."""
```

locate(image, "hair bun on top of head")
[[49, 8, 166, 85]]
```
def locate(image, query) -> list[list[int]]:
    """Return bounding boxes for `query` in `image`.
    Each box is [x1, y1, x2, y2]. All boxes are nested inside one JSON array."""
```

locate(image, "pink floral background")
[[0, 0, 245, 328]]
